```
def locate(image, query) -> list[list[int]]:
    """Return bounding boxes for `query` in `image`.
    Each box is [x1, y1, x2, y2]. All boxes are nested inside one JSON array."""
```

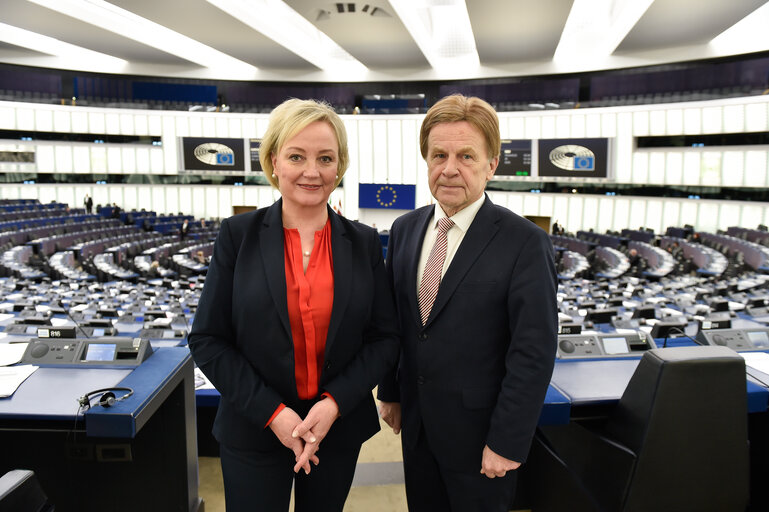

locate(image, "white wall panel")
[[137, 185, 153, 211], [745, 103, 768, 132], [151, 185, 166, 213], [702, 107, 722, 133], [697, 202, 718, 232], [722, 151, 744, 187], [90, 146, 107, 172], [665, 152, 683, 185], [228, 118, 242, 138], [88, 112, 105, 133], [586, 113, 601, 137], [356, 119, 373, 183], [72, 110, 88, 132], [555, 115, 570, 138], [662, 200, 681, 229], [136, 147, 150, 173], [538, 195, 553, 217], [241, 118, 257, 138], [205, 187, 219, 219], [507, 117, 525, 139], [523, 194, 540, 217], [723, 104, 745, 133], [581, 197, 598, 229], [73, 146, 91, 173], [134, 114, 148, 135], [188, 116, 202, 137], [600, 112, 616, 137], [119, 114, 134, 135], [683, 108, 702, 134], [175, 117, 189, 137], [0, 106, 14, 129], [629, 199, 647, 229], [570, 114, 586, 138], [525, 117, 541, 140], [121, 147, 136, 173], [745, 150, 768, 188], [666, 109, 683, 135], [178, 185, 193, 215], [741, 204, 765, 229], [615, 112, 633, 182], [632, 111, 649, 136], [647, 152, 665, 184], [645, 199, 663, 233], [649, 110, 665, 136], [148, 115, 162, 134], [612, 199, 630, 231], [506, 193, 524, 216], [57, 186, 76, 208], [682, 152, 701, 185], [401, 118, 419, 185], [596, 197, 614, 233], [202, 117, 216, 137], [632, 152, 649, 184], [540, 116, 556, 139], [700, 151, 722, 187], [17, 108, 34, 130], [36, 145, 55, 172], [679, 200, 698, 228], [54, 146, 73, 173], [107, 147, 122, 173], [386, 120, 402, 183], [34, 110, 53, 132], [122, 186, 138, 213], [215, 116, 229, 137], [53, 110, 71, 132], [565, 195, 584, 233], [37, 186, 56, 204], [718, 201, 741, 230]]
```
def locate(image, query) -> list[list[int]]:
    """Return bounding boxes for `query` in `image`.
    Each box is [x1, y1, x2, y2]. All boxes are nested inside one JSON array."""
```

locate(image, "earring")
[[335, 175, 339, 179], [271, 174, 276, 179]]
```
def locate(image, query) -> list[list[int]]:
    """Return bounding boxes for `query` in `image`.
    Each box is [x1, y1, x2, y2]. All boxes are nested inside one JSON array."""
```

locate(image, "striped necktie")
[[418, 217, 454, 325]]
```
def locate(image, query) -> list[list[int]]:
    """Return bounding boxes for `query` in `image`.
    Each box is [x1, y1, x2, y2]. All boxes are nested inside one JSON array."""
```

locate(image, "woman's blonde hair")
[[260, 98, 349, 189]]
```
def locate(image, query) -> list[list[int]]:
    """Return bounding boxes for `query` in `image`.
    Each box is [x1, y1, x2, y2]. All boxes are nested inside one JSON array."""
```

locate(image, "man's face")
[[426, 121, 498, 217]]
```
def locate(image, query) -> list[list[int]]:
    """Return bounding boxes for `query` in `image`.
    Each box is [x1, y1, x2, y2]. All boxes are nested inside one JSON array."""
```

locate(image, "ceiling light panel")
[[26, 0, 258, 76], [554, 0, 655, 62], [0, 22, 127, 72], [206, 0, 367, 75], [710, 2, 769, 55], [388, 0, 480, 71]]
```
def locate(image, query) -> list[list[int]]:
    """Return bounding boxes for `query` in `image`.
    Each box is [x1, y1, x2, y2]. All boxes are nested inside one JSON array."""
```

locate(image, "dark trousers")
[[402, 425, 517, 512], [219, 440, 361, 512]]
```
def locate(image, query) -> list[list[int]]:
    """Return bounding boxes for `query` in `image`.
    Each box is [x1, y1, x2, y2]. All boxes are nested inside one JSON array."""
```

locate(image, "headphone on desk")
[[77, 387, 134, 409]]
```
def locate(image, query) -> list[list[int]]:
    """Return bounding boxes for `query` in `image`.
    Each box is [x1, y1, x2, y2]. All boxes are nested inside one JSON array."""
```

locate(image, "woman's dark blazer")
[[188, 200, 399, 451]]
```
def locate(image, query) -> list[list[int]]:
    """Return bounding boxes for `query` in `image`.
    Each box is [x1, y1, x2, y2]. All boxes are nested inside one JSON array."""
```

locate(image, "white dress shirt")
[[416, 195, 486, 293]]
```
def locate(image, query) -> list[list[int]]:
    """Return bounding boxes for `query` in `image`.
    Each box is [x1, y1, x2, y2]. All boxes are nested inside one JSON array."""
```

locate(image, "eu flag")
[[359, 183, 416, 210]]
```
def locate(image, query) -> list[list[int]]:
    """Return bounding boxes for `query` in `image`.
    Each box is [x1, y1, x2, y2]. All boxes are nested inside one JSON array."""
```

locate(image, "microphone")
[[56, 299, 90, 338], [662, 326, 705, 349]]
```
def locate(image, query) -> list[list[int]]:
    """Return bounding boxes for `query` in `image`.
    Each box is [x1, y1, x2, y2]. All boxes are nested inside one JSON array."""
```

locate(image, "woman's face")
[[272, 121, 339, 211]]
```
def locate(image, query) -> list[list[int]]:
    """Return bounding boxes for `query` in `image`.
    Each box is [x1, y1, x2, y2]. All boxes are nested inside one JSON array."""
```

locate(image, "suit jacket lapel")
[[408, 207, 434, 328], [424, 197, 499, 327], [325, 208, 351, 356], [259, 200, 292, 339]]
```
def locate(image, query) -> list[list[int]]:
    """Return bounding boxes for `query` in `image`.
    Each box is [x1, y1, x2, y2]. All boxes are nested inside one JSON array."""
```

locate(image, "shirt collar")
[[432, 194, 486, 233]]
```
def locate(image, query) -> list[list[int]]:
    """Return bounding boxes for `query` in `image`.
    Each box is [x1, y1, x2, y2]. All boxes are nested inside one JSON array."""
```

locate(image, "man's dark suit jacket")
[[378, 195, 557, 470], [189, 200, 399, 452]]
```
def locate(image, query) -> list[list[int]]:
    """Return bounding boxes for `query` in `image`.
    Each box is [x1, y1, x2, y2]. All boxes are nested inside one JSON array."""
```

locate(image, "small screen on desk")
[[84, 343, 116, 361], [748, 331, 769, 348], [92, 328, 105, 337], [26, 326, 38, 334], [602, 337, 629, 355]]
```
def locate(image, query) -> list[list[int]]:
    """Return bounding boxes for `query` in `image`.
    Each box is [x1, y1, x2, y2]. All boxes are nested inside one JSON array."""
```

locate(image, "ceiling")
[[0, 0, 768, 83]]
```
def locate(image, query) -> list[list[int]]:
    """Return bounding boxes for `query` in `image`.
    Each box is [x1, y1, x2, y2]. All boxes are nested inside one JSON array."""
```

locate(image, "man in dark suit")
[[378, 94, 557, 511]]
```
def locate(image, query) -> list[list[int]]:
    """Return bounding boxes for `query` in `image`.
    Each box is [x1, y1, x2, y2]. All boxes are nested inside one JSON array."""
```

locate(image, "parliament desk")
[[0, 347, 201, 512]]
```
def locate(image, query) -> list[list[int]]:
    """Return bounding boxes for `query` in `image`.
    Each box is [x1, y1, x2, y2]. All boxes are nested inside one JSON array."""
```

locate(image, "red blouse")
[[265, 219, 335, 427]]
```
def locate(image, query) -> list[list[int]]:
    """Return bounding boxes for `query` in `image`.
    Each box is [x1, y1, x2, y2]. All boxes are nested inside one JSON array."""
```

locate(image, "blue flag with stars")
[[359, 183, 416, 210]]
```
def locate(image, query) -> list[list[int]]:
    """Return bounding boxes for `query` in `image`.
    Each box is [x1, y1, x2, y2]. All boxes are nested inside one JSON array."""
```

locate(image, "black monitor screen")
[[84, 343, 116, 361], [495, 140, 532, 177]]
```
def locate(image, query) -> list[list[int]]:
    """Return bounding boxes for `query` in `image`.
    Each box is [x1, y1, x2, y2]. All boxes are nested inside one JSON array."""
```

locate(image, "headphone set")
[[77, 387, 134, 409]]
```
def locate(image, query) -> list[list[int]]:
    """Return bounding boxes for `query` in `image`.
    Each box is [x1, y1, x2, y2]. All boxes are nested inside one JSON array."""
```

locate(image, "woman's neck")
[[281, 202, 328, 231]]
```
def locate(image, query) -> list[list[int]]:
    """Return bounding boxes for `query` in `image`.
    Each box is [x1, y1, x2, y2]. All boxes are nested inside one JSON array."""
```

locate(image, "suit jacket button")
[[324, 361, 332, 369], [418, 332, 427, 341], [417, 376, 425, 385]]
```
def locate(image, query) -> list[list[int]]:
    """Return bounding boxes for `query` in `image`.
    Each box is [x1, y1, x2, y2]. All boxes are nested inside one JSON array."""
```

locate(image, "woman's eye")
[[288, 154, 302, 162], [320, 155, 334, 163]]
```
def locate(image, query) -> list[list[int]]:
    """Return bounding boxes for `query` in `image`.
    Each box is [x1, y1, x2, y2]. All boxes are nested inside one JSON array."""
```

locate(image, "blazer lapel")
[[259, 200, 292, 339], [407, 207, 434, 328], [325, 208, 351, 356], [424, 197, 499, 327]]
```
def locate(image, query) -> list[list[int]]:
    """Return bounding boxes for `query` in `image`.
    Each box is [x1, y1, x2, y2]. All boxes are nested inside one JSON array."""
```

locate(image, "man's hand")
[[268, 407, 319, 474], [291, 398, 340, 472], [480, 445, 521, 479], [378, 401, 402, 434]]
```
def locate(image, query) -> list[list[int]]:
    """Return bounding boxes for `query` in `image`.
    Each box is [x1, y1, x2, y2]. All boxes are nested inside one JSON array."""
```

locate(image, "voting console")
[[0, 346, 201, 512]]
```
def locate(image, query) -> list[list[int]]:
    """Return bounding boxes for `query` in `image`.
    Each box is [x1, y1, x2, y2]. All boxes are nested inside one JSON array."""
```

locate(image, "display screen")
[[602, 337, 629, 355], [181, 137, 245, 172], [84, 343, 116, 361], [495, 140, 532, 177], [538, 138, 609, 178], [249, 138, 263, 173], [92, 328, 105, 337], [748, 331, 769, 348], [26, 326, 38, 334]]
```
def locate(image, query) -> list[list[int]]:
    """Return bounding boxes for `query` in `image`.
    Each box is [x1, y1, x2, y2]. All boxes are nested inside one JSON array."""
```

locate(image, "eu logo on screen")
[[216, 153, 234, 165], [574, 156, 595, 170]]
